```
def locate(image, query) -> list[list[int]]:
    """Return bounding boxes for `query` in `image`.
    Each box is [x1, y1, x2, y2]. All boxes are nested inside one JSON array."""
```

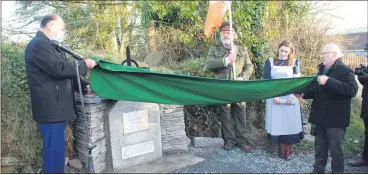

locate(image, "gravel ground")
[[174, 147, 368, 174]]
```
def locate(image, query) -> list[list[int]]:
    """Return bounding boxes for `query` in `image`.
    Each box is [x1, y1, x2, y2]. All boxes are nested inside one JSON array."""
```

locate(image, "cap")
[[219, 22, 237, 33]]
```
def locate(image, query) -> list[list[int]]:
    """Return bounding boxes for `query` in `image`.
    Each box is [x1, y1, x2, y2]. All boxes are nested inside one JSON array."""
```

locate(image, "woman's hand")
[[274, 97, 281, 104], [286, 97, 294, 104]]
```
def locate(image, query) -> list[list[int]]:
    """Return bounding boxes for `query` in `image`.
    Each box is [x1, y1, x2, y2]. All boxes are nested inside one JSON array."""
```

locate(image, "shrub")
[[1, 39, 42, 166]]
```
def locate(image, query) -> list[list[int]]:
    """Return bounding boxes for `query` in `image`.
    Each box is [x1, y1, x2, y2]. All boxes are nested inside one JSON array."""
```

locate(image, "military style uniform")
[[205, 41, 254, 148]]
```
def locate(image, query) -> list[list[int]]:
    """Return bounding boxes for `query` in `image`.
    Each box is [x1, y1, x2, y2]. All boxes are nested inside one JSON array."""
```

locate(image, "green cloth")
[[89, 58, 319, 105]]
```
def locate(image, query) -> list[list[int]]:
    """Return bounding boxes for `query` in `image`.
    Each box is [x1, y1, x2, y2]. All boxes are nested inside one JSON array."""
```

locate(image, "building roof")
[[342, 32, 368, 50]]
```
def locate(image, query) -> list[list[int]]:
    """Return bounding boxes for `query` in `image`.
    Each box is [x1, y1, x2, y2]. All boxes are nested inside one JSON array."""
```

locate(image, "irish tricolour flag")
[[204, 1, 230, 38]]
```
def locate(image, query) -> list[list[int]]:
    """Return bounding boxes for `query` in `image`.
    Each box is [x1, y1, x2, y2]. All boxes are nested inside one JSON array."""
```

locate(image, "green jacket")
[[205, 42, 254, 80]]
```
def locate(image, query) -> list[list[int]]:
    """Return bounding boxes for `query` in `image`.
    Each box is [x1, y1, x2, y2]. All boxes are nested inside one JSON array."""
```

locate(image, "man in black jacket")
[[349, 42, 368, 167], [24, 14, 97, 173], [295, 43, 358, 173]]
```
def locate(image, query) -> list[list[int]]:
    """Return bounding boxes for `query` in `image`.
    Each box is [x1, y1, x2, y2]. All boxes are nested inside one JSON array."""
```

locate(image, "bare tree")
[[262, 1, 354, 75]]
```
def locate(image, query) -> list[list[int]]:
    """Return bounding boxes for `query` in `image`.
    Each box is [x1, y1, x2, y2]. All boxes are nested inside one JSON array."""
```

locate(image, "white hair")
[[323, 43, 344, 58]]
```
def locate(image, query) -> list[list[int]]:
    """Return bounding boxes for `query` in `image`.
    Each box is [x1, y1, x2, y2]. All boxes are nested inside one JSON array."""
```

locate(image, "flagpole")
[[228, 1, 236, 79]]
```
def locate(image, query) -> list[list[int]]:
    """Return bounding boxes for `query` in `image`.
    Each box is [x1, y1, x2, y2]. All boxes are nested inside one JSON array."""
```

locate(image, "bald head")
[[321, 43, 343, 67], [40, 14, 60, 28], [40, 14, 65, 41]]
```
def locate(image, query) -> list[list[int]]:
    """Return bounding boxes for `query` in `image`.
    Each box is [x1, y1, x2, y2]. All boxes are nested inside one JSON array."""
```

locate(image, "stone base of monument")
[[106, 153, 205, 173], [107, 101, 163, 171]]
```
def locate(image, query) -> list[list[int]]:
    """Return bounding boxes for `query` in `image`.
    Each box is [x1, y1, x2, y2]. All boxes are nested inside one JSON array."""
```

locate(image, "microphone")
[[51, 40, 84, 60]]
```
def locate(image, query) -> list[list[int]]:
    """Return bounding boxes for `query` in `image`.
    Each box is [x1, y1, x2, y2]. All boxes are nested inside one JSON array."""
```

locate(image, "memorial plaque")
[[121, 140, 155, 160], [109, 101, 162, 170], [122, 110, 150, 134]]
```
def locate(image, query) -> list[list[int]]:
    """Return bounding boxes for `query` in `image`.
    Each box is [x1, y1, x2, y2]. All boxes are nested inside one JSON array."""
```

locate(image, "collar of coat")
[[36, 30, 51, 42], [318, 58, 344, 75]]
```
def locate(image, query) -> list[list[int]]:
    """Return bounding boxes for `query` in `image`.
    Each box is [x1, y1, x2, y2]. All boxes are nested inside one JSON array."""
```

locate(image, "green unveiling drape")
[[89, 58, 319, 105]]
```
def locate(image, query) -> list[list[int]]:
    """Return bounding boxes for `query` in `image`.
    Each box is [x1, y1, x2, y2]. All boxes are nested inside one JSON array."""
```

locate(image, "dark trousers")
[[39, 121, 66, 174], [363, 119, 368, 161], [219, 103, 248, 147], [313, 125, 346, 173]]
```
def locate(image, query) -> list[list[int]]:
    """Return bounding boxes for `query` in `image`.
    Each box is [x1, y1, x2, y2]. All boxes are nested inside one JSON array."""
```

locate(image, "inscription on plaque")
[[122, 109, 150, 134], [121, 140, 155, 160]]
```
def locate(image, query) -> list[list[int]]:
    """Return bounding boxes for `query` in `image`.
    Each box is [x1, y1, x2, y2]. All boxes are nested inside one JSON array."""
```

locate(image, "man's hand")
[[228, 50, 237, 63], [317, 75, 329, 85], [85, 85, 96, 95], [273, 97, 281, 104], [294, 93, 304, 99], [85, 59, 97, 69]]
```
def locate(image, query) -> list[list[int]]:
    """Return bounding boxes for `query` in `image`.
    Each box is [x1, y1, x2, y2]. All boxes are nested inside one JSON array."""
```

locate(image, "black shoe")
[[348, 160, 368, 167], [329, 171, 344, 174], [310, 169, 324, 174]]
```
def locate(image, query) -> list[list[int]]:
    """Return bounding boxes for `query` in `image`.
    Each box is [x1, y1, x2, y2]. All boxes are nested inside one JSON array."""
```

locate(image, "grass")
[[1, 42, 43, 173], [343, 97, 365, 157]]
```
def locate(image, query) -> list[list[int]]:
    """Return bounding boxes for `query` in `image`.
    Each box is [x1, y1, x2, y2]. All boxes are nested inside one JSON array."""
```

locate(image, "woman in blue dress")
[[263, 40, 304, 160]]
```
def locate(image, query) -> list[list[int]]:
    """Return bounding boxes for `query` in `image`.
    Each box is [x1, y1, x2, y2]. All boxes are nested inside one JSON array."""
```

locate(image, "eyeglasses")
[[320, 52, 334, 56]]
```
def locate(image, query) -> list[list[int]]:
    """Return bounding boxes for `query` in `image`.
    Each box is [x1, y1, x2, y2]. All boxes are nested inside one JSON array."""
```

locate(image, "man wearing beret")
[[205, 22, 254, 153]]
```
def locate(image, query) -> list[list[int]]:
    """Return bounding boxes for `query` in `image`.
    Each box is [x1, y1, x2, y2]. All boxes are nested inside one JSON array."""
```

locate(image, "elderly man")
[[349, 42, 368, 167], [24, 14, 96, 173], [296, 43, 358, 173], [204, 22, 254, 152]]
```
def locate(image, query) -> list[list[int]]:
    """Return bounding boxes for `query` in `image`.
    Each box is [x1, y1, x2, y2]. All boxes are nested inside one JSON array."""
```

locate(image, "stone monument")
[[107, 101, 162, 171], [74, 95, 198, 173]]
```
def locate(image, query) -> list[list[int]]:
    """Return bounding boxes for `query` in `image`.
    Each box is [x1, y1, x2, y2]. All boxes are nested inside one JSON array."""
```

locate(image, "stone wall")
[[73, 94, 114, 173], [159, 105, 191, 153]]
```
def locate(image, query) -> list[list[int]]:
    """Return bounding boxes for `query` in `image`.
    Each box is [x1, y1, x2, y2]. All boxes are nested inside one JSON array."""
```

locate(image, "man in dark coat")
[[296, 43, 358, 173], [348, 42, 368, 167], [24, 14, 97, 173]]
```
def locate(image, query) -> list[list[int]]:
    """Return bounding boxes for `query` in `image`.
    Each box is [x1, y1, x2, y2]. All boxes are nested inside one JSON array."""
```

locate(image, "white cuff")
[[224, 57, 231, 66], [277, 99, 296, 105]]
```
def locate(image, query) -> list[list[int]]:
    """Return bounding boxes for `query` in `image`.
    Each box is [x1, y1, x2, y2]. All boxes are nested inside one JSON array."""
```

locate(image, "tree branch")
[[5, 19, 39, 31], [2, 28, 36, 38]]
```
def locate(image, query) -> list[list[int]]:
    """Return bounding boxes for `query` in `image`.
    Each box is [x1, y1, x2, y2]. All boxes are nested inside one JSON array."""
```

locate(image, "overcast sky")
[[320, 1, 367, 34], [2, 1, 367, 42]]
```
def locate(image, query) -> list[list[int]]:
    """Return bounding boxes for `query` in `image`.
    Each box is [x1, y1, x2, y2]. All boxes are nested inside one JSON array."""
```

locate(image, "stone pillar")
[[73, 94, 114, 173], [159, 105, 191, 153]]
